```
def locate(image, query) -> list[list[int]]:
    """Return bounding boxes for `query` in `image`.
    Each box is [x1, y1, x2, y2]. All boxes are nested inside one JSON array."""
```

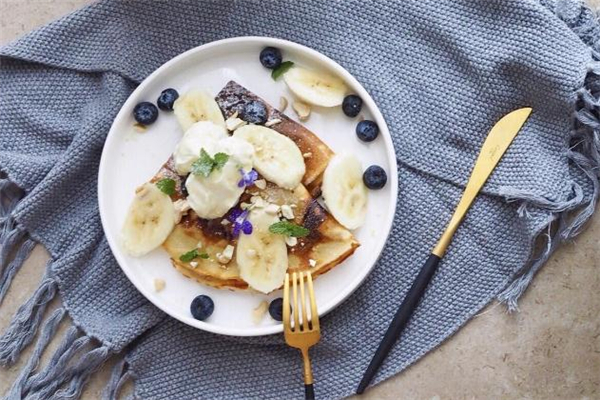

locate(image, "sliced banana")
[[173, 121, 228, 174], [173, 90, 225, 131], [322, 153, 368, 230], [122, 183, 176, 256], [233, 125, 305, 190], [185, 136, 254, 219], [236, 209, 288, 293], [283, 67, 347, 107]]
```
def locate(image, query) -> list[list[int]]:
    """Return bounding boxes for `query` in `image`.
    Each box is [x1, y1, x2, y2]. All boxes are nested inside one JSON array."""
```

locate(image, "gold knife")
[[357, 107, 532, 394]]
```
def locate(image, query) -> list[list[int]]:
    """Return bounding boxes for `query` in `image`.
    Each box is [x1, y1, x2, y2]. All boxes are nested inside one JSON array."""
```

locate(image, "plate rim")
[[98, 36, 398, 337]]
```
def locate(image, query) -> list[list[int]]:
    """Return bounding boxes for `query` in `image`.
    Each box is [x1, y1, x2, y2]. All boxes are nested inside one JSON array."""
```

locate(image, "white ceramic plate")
[[98, 37, 398, 337]]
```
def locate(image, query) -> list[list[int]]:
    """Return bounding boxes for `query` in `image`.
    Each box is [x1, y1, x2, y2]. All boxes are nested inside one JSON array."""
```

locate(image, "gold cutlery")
[[283, 271, 321, 400], [357, 107, 533, 394]]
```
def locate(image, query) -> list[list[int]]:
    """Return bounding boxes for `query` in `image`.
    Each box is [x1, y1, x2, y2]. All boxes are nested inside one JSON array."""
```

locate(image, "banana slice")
[[122, 183, 176, 256], [236, 209, 288, 294], [233, 125, 305, 189], [283, 67, 347, 107], [322, 154, 368, 230], [173, 121, 229, 174], [173, 90, 225, 131]]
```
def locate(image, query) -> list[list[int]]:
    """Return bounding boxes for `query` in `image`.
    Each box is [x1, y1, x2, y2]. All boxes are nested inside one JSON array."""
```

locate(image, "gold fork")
[[283, 271, 321, 400]]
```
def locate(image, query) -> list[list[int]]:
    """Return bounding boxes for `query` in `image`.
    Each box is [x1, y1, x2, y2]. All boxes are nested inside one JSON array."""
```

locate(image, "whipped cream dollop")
[[181, 130, 255, 219], [173, 121, 228, 175]]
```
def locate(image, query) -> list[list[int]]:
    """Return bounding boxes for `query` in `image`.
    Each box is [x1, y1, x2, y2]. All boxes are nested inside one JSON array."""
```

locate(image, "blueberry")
[[259, 47, 282, 69], [242, 100, 268, 125], [363, 165, 387, 190], [157, 88, 179, 111], [268, 298, 284, 321], [342, 95, 363, 117], [190, 295, 214, 321], [133, 102, 158, 125], [356, 120, 379, 142]]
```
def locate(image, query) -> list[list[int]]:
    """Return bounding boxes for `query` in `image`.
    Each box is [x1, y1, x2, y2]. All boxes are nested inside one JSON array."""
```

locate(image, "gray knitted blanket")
[[1, 0, 599, 399]]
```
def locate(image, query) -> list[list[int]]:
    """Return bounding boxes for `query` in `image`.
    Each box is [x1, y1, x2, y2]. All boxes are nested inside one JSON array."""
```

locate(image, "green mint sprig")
[[191, 149, 229, 178]]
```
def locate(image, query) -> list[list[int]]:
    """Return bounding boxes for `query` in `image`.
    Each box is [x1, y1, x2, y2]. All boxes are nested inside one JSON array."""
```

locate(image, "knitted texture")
[[1, 0, 599, 399]]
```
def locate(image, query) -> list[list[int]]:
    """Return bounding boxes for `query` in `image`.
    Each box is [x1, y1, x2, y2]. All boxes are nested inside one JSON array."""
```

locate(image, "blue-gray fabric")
[[1, 0, 599, 399]]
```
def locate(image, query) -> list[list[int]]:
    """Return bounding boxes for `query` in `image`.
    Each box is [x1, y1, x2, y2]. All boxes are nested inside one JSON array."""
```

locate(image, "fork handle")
[[305, 384, 315, 400], [357, 253, 441, 394], [301, 348, 315, 399]]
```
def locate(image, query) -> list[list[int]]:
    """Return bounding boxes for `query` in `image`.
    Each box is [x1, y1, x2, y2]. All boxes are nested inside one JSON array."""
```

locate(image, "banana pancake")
[[129, 81, 360, 293]]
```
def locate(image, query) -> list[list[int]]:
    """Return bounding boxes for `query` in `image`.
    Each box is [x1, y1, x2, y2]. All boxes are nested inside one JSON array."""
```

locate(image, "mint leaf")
[[271, 61, 294, 80], [155, 178, 176, 195], [199, 253, 209, 259], [191, 149, 230, 177], [179, 249, 200, 262], [213, 152, 229, 171], [269, 221, 310, 237], [192, 149, 215, 177]]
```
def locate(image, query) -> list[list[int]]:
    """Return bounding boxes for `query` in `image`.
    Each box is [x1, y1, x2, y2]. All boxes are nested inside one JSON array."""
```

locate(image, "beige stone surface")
[[0, 1, 599, 399]]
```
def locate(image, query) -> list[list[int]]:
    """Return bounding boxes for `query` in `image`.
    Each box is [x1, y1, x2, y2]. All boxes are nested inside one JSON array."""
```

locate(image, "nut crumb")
[[221, 219, 231, 226], [196, 241, 203, 249], [133, 123, 147, 133], [292, 101, 311, 121], [281, 204, 295, 219], [265, 118, 282, 127], [254, 179, 267, 190], [252, 301, 269, 324], [190, 261, 198, 268], [225, 116, 247, 131], [279, 96, 289, 112], [265, 204, 280, 215], [217, 245, 235, 264], [303, 152, 312, 158], [285, 236, 298, 247], [153, 278, 166, 292], [173, 199, 191, 223], [309, 259, 317, 268], [251, 196, 266, 208]]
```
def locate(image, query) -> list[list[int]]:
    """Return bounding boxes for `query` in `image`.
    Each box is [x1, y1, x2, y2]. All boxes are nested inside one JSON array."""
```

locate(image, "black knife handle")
[[305, 383, 315, 400], [356, 253, 441, 394]]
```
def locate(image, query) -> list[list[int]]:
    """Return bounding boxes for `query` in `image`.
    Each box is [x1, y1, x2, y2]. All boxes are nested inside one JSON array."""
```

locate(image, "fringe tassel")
[[0, 177, 36, 306], [0, 178, 25, 266], [497, 2, 600, 310], [5, 307, 66, 400], [0, 237, 35, 305], [24, 336, 112, 400], [0, 276, 58, 366], [498, 62, 600, 309], [3, 313, 114, 400], [23, 326, 85, 393], [103, 358, 132, 400]]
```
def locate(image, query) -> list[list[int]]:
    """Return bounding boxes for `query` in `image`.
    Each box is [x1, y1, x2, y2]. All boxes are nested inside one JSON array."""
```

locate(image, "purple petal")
[[238, 168, 259, 188], [248, 169, 259, 182], [232, 224, 241, 237], [228, 208, 243, 222], [241, 220, 253, 235]]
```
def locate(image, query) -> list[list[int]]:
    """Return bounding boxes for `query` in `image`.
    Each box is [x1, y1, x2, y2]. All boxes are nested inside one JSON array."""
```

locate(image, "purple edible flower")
[[228, 208, 253, 237], [237, 168, 259, 188]]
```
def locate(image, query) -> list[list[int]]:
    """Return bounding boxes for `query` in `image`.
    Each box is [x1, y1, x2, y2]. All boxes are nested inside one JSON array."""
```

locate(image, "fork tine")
[[298, 272, 308, 331], [292, 272, 300, 331], [306, 271, 319, 330], [283, 273, 291, 332]]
